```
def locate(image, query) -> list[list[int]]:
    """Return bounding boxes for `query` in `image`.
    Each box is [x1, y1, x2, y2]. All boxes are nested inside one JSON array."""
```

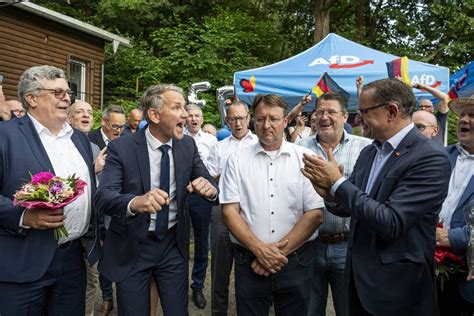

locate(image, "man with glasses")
[[412, 110, 439, 140], [299, 93, 371, 316], [89, 105, 126, 150], [303, 78, 451, 315], [220, 94, 324, 315], [0, 65, 100, 315], [207, 100, 257, 315]]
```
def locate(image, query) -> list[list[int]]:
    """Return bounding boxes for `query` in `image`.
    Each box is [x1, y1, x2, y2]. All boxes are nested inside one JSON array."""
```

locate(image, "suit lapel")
[[359, 146, 376, 192], [71, 131, 95, 187], [135, 131, 151, 192], [457, 177, 474, 210], [18, 116, 55, 173], [368, 128, 416, 196]]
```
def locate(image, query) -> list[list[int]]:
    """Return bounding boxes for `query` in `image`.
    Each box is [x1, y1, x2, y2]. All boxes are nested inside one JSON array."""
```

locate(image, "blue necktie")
[[155, 144, 170, 240]]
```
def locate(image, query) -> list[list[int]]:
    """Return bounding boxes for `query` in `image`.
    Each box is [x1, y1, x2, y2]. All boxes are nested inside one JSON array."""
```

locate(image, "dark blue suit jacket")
[[327, 127, 451, 315], [88, 128, 106, 150], [95, 128, 217, 282], [0, 115, 101, 283], [446, 145, 474, 303]]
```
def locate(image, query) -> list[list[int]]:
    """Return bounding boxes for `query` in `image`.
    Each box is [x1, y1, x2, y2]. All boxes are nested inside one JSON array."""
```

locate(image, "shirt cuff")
[[126, 197, 139, 217], [19, 209, 31, 229], [330, 177, 347, 197]]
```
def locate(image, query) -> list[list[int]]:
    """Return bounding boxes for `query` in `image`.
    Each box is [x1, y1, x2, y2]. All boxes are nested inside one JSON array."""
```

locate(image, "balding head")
[[68, 101, 94, 134], [6, 100, 25, 118], [413, 110, 439, 139], [128, 108, 143, 132]]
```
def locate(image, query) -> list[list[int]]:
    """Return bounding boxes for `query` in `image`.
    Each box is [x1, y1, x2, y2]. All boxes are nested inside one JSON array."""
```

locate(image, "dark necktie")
[[155, 144, 170, 240]]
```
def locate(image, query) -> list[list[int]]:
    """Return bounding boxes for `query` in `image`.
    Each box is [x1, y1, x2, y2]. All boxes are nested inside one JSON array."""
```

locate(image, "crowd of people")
[[0, 64, 473, 316]]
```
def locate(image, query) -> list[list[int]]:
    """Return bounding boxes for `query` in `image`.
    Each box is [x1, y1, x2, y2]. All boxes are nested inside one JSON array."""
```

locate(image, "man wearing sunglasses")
[[303, 78, 451, 315], [0, 65, 101, 315], [89, 105, 126, 150]]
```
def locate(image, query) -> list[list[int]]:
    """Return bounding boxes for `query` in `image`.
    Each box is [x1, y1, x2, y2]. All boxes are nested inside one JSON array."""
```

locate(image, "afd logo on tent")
[[308, 55, 374, 68]]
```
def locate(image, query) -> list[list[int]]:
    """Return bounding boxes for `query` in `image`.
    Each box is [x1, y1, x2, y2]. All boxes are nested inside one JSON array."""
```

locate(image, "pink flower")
[[31, 172, 55, 184]]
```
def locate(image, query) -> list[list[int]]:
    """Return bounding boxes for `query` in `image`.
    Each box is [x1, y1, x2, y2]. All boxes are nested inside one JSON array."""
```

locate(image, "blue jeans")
[[234, 241, 314, 316], [188, 194, 212, 290], [309, 239, 349, 316]]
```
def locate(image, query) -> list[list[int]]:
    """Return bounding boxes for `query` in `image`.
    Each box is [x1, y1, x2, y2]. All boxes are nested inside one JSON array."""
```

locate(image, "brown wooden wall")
[[0, 6, 105, 108]]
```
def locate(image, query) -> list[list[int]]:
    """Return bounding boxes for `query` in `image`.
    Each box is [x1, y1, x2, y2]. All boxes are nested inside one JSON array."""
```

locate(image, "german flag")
[[386, 56, 411, 86], [448, 87, 458, 100], [312, 72, 349, 100]]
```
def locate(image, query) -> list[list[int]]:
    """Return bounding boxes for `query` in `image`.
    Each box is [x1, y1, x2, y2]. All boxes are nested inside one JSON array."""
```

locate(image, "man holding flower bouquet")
[[0, 65, 101, 315]]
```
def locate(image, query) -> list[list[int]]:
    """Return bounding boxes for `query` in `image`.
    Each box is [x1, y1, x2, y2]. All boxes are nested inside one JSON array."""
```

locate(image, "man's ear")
[[147, 108, 160, 124], [24, 93, 36, 109], [387, 103, 400, 121], [432, 126, 439, 137]]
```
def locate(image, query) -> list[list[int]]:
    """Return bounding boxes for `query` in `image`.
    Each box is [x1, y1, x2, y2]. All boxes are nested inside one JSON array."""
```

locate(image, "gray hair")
[[185, 103, 202, 112], [18, 65, 66, 110], [141, 84, 184, 122], [226, 100, 249, 116], [102, 104, 125, 119]]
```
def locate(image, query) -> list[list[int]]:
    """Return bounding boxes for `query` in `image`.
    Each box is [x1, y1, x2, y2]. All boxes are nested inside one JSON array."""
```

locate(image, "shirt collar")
[[100, 128, 110, 144], [230, 130, 254, 141], [373, 123, 414, 153], [145, 126, 173, 151], [28, 113, 72, 137], [254, 140, 292, 157], [457, 143, 474, 159]]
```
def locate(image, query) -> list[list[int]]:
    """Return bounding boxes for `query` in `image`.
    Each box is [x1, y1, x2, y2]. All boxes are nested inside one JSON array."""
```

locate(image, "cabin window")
[[69, 58, 87, 101]]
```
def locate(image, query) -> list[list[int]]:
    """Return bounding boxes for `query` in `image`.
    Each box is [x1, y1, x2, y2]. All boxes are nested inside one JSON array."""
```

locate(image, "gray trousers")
[[211, 205, 235, 316]]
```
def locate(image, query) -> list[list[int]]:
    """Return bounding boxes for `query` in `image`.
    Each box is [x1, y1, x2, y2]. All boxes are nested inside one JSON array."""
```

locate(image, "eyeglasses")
[[314, 110, 343, 118], [357, 102, 391, 116], [419, 105, 434, 110], [415, 124, 435, 132], [36, 88, 76, 100], [227, 116, 248, 123], [254, 116, 284, 126], [12, 109, 26, 116], [106, 120, 125, 131]]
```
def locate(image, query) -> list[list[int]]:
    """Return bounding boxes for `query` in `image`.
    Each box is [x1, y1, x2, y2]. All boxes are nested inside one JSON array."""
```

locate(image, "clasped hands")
[[130, 177, 217, 214], [301, 148, 344, 201], [251, 240, 289, 277]]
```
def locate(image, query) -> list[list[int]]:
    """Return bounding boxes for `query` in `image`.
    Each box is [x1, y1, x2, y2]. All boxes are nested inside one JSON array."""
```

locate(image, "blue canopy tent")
[[234, 33, 450, 112], [450, 61, 473, 98]]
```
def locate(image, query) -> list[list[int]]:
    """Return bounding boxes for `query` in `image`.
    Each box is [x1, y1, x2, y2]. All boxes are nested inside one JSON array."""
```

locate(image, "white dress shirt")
[[145, 127, 178, 230], [100, 128, 110, 146], [186, 129, 218, 170], [439, 144, 474, 228], [219, 141, 325, 245], [207, 131, 258, 177], [28, 114, 92, 244]]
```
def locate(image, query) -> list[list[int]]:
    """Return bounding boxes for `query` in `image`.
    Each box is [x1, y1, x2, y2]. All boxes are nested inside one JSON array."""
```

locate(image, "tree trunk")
[[313, 0, 336, 44]]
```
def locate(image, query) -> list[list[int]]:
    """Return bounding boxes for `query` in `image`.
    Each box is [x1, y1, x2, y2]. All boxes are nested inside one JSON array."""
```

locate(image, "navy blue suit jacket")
[[95, 128, 217, 282], [327, 127, 451, 315], [446, 145, 474, 303], [0, 115, 101, 283], [88, 128, 106, 150]]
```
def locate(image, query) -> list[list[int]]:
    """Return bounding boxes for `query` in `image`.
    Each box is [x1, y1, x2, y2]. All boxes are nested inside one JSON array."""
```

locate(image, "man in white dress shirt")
[[185, 103, 218, 309], [207, 100, 258, 315], [220, 94, 324, 315], [0, 65, 100, 315]]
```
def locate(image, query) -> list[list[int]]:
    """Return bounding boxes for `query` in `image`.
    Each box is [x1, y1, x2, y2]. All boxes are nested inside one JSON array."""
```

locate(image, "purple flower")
[[49, 181, 63, 195], [31, 172, 55, 184]]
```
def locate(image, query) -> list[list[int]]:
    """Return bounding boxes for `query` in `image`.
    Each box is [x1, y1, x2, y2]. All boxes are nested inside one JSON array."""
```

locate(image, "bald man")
[[122, 108, 143, 135], [412, 110, 439, 140]]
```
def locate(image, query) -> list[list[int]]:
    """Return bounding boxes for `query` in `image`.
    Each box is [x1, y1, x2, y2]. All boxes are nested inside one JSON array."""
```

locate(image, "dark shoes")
[[192, 289, 206, 309], [97, 299, 114, 316]]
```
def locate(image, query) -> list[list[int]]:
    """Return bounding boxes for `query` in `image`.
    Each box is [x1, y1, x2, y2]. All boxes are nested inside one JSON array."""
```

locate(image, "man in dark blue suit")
[[436, 95, 474, 315], [95, 84, 218, 315], [0, 65, 101, 315], [303, 78, 451, 315]]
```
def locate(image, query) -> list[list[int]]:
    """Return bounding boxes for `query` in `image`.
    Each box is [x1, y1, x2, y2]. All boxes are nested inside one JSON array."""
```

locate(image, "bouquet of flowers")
[[435, 223, 466, 289], [13, 171, 87, 240]]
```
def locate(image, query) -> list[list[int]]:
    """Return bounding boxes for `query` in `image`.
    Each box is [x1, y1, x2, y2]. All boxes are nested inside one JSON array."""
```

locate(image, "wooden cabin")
[[0, 2, 130, 108]]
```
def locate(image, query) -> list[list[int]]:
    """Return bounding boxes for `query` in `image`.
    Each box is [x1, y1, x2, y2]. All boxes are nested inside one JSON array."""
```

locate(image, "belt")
[[146, 225, 177, 240], [318, 233, 348, 244]]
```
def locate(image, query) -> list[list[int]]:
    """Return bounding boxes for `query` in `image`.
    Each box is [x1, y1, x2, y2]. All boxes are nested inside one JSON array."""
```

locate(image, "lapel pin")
[[395, 151, 400, 157]]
